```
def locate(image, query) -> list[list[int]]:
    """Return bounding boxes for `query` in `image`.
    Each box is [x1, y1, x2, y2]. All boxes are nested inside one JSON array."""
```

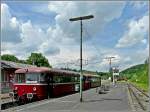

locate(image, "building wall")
[[1, 69, 16, 93]]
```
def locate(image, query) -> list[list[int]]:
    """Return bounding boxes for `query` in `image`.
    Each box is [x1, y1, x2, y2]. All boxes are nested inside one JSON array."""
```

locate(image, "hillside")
[[121, 64, 148, 91]]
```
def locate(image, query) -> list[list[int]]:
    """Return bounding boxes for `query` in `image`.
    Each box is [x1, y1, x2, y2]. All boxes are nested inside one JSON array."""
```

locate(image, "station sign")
[[113, 73, 119, 76]]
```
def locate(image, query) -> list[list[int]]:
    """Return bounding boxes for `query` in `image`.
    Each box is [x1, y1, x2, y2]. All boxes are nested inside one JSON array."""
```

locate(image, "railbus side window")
[[75, 77, 79, 82], [53, 75, 75, 83], [63, 76, 71, 83], [40, 73, 47, 83], [53, 76, 63, 83], [15, 74, 25, 83]]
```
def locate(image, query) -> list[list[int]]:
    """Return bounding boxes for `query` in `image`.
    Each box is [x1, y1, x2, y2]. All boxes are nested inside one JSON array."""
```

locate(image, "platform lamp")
[[69, 15, 94, 102]]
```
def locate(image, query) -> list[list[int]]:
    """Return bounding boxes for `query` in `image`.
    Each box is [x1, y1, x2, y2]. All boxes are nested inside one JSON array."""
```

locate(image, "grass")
[[129, 80, 148, 93], [121, 63, 148, 92]]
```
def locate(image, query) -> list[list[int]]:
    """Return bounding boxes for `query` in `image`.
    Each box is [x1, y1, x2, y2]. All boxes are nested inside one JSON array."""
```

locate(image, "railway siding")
[[127, 83, 149, 111]]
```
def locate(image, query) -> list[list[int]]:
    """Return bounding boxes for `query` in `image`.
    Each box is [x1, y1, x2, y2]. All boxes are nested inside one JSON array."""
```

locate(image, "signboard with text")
[[113, 73, 119, 76]]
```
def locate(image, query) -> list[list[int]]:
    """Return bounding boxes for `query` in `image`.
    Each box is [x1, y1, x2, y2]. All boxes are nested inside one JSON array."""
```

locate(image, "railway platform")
[[1, 93, 13, 104], [2, 83, 132, 112], [1, 93, 10, 99]]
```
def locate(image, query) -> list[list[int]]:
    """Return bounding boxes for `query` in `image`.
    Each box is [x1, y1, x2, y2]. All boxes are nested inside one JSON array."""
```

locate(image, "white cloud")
[[141, 39, 147, 44], [44, 1, 126, 69], [124, 57, 131, 62], [116, 15, 149, 48], [2, 1, 125, 57], [10, 17, 19, 28], [1, 3, 21, 43], [48, 1, 126, 43], [2, 2, 148, 72], [20, 20, 46, 50], [1, 3, 61, 58], [1, 20, 60, 57], [38, 41, 60, 55]]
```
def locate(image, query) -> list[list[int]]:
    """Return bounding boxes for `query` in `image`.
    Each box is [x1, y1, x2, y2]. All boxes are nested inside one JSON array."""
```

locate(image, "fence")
[[0, 81, 13, 94]]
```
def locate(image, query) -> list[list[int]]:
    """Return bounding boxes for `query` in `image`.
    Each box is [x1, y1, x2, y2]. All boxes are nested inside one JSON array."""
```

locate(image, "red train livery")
[[9, 67, 100, 104]]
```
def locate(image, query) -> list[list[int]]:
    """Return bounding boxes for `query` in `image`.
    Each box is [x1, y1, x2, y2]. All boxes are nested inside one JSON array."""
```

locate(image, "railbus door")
[[46, 74, 53, 98]]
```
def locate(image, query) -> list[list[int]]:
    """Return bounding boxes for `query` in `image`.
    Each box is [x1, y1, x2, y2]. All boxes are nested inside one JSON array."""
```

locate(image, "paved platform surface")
[[4, 83, 132, 112], [1, 93, 13, 104], [1, 93, 10, 99]]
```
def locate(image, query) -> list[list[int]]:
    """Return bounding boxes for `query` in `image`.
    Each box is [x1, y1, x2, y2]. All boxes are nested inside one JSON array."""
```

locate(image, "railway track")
[[127, 83, 149, 111]]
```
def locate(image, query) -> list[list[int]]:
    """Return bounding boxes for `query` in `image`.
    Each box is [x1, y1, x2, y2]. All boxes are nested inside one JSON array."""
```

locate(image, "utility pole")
[[112, 66, 119, 86], [105, 57, 115, 82], [69, 15, 94, 102]]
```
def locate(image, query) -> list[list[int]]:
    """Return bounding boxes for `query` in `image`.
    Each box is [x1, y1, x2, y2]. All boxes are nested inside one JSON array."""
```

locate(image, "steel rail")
[[129, 83, 149, 98], [127, 83, 146, 111]]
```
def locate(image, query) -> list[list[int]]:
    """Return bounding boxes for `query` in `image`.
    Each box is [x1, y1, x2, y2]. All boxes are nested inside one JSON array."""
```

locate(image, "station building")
[[1, 60, 35, 93]]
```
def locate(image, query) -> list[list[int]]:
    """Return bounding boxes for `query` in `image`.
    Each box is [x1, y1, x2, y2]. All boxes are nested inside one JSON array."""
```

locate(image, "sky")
[[1, 1, 149, 72]]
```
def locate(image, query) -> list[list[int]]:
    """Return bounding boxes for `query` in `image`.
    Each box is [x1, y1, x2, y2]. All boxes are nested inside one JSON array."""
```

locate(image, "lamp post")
[[69, 15, 94, 102]]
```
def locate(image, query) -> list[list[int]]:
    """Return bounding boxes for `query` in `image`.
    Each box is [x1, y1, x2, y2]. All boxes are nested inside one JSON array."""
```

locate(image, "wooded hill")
[[121, 64, 148, 91]]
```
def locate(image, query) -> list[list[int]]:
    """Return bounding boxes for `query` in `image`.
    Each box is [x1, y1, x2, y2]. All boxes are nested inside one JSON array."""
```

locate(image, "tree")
[[26, 53, 52, 68], [1, 54, 19, 62], [18, 60, 27, 64]]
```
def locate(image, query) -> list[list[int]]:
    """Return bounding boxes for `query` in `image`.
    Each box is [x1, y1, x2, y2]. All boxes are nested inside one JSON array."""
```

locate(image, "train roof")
[[15, 67, 51, 73], [49, 68, 79, 76], [15, 67, 79, 76], [15, 67, 99, 77], [83, 73, 100, 77]]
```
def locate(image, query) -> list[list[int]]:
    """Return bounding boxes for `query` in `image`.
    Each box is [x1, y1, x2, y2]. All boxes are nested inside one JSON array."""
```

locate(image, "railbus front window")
[[26, 73, 40, 83]]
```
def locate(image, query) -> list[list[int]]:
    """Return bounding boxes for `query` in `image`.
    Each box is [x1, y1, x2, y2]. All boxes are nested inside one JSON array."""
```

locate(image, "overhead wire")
[[82, 26, 105, 65]]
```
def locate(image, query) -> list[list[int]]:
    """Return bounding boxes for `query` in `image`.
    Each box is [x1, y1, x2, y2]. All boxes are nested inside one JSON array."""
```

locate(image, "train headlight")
[[33, 87, 36, 91], [15, 87, 18, 90]]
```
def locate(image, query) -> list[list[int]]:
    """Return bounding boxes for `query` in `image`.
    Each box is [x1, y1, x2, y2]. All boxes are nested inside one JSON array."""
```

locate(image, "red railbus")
[[10, 67, 101, 104], [83, 74, 101, 89], [10, 67, 79, 104]]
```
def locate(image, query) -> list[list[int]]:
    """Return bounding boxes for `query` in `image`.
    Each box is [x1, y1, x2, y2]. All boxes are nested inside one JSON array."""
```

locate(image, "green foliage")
[[121, 63, 148, 91], [26, 53, 51, 68], [1, 54, 19, 62], [18, 60, 27, 64]]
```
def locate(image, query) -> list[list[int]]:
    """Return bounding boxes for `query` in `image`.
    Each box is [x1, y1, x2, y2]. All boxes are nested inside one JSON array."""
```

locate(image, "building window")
[[1, 70, 8, 82]]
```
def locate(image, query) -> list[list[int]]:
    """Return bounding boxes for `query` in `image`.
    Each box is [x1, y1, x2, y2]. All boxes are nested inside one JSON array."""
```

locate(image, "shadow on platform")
[[83, 98, 123, 103]]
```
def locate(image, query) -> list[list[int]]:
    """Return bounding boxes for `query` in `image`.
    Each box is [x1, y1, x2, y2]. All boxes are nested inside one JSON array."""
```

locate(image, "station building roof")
[[1, 60, 35, 69]]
